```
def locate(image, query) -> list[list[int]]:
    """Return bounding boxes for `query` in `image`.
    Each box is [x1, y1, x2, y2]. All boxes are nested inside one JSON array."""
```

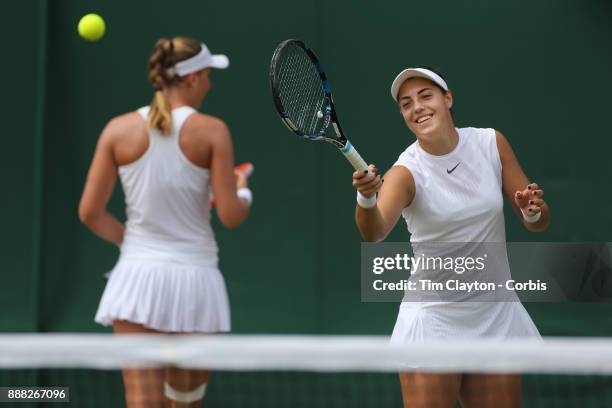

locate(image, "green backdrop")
[[3, 0, 612, 335], [2, 1, 612, 405]]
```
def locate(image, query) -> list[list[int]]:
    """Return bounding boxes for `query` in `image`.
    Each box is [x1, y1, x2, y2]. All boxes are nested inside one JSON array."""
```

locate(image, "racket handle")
[[340, 141, 369, 172], [234, 162, 254, 177]]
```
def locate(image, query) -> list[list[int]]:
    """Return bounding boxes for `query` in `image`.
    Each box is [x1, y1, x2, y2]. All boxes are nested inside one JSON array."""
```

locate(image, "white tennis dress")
[[390, 127, 540, 342], [95, 106, 230, 333]]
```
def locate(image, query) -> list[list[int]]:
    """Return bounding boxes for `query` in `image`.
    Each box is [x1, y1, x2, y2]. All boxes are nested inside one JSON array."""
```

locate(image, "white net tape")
[[1, 335, 612, 374]]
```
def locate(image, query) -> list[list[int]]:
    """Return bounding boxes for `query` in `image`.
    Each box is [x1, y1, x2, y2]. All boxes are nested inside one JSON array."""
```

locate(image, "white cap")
[[390, 68, 448, 102], [167, 43, 229, 77]]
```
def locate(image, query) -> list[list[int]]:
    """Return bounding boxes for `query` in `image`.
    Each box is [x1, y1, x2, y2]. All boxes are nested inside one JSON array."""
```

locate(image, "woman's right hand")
[[208, 118, 251, 229], [352, 164, 383, 198]]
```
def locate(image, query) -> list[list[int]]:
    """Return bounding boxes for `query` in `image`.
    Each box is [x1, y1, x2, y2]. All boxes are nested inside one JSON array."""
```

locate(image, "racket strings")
[[276, 49, 298, 116], [283, 50, 308, 128], [281, 47, 314, 130], [275, 44, 326, 136]]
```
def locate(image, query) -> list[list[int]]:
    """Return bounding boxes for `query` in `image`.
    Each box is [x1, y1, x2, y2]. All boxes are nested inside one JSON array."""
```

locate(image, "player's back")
[[116, 106, 218, 264]]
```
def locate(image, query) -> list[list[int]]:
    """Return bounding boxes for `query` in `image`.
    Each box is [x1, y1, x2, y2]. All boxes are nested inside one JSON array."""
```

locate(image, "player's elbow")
[[358, 225, 386, 243], [219, 216, 242, 229], [216, 206, 248, 229], [362, 232, 384, 243], [356, 217, 387, 243], [78, 202, 100, 226], [79, 208, 99, 226]]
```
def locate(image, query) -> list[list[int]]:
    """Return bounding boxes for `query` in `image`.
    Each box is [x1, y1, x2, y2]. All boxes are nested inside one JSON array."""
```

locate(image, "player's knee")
[[164, 382, 207, 404]]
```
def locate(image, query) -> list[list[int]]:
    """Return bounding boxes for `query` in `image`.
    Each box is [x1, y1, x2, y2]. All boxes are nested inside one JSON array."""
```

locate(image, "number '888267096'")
[[1, 387, 69, 402]]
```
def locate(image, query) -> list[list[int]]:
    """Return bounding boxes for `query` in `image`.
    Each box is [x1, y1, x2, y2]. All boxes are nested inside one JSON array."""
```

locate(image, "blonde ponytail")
[[148, 90, 173, 135], [147, 37, 201, 135]]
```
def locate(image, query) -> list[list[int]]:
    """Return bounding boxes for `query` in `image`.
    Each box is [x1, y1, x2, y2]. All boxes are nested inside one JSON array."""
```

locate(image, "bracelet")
[[237, 188, 253, 206], [521, 209, 541, 223], [357, 191, 377, 208]]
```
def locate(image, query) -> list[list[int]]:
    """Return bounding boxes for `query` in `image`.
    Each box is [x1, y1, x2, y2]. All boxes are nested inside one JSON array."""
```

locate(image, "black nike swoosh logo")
[[446, 162, 461, 174]]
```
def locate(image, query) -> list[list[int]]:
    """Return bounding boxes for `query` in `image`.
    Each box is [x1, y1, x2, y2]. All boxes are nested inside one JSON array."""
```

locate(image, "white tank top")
[[395, 127, 516, 302], [394, 127, 505, 243], [118, 106, 218, 266]]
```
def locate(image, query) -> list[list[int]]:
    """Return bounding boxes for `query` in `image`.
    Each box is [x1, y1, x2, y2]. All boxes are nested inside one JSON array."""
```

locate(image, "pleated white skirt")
[[95, 258, 230, 333]]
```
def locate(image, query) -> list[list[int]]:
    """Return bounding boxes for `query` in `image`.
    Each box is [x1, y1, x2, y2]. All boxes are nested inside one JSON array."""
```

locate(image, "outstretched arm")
[[354, 165, 415, 242]]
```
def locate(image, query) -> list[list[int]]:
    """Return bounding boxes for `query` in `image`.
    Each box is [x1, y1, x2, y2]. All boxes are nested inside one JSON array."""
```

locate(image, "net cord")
[[1, 335, 612, 374]]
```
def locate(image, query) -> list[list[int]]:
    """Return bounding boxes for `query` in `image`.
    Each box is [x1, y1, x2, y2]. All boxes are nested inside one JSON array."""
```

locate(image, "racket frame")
[[270, 39, 368, 171], [270, 39, 347, 148]]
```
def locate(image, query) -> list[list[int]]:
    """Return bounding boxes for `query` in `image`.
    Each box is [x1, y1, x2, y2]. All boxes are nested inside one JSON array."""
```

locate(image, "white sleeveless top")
[[396, 127, 504, 243], [95, 106, 230, 332], [119, 106, 218, 266], [390, 127, 541, 341]]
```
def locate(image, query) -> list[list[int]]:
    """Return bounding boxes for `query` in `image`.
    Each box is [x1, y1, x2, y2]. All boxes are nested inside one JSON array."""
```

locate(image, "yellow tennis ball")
[[78, 14, 105, 41]]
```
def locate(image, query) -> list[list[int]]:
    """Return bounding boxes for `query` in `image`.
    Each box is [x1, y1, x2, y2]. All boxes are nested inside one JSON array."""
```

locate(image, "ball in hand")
[[78, 14, 105, 41]]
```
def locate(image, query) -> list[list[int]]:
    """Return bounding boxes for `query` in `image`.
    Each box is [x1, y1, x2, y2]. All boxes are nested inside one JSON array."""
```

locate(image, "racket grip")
[[340, 141, 369, 172]]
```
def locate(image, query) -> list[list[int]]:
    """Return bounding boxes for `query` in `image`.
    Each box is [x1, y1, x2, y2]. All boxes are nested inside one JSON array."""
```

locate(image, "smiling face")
[[397, 77, 454, 138]]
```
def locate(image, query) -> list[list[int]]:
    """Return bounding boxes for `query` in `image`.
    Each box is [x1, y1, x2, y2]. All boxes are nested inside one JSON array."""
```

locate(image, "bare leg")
[[113, 320, 164, 408], [459, 374, 521, 408], [164, 367, 211, 408], [399, 372, 462, 408]]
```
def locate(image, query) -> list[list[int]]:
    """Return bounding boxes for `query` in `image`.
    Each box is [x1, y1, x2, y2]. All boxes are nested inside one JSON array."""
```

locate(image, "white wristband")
[[357, 191, 377, 208], [237, 188, 252, 206], [521, 209, 541, 223]]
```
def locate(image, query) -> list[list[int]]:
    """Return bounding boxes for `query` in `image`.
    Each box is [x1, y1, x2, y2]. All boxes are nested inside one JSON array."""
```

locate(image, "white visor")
[[168, 43, 229, 77], [390, 68, 448, 102]]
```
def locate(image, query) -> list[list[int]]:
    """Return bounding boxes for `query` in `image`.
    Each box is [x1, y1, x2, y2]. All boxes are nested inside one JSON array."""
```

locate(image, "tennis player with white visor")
[[352, 67, 550, 407], [79, 37, 252, 407]]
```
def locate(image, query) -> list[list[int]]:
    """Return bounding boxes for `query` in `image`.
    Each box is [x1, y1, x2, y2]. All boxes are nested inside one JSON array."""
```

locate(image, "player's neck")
[[163, 89, 201, 110], [417, 124, 459, 156]]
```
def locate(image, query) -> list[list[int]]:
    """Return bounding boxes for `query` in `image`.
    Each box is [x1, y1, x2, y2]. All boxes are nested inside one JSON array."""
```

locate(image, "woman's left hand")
[[514, 182, 544, 216]]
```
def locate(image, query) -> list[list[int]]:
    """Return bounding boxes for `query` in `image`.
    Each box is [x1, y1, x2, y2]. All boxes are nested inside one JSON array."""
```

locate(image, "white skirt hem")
[[390, 301, 541, 343], [95, 259, 231, 333]]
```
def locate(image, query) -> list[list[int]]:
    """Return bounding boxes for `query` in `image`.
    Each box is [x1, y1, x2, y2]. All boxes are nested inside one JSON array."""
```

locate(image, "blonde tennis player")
[[352, 68, 549, 408], [79, 37, 252, 407]]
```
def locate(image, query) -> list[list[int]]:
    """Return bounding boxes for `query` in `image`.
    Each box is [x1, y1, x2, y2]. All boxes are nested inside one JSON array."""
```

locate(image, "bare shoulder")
[[183, 113, 231, 142], [495, 128, 510, 148], [386, 165, 415, 184], [494, 129, 515, 161], [179, 113, 232, 167], [382, 165, 415, 196], [100, 112, 145, 143], [378, 165, 416, 210]]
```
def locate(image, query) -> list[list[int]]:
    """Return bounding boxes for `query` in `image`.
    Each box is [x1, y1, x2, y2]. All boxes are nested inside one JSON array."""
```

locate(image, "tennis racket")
[[270, 39, 368, 172]]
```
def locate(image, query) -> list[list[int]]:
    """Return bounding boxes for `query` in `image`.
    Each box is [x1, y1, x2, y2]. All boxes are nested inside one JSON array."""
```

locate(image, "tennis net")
[[1, 334, 612, 407]]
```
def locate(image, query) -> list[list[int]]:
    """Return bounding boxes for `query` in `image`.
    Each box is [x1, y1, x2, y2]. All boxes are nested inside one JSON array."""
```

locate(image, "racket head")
[[270, 39, 346, 148]]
